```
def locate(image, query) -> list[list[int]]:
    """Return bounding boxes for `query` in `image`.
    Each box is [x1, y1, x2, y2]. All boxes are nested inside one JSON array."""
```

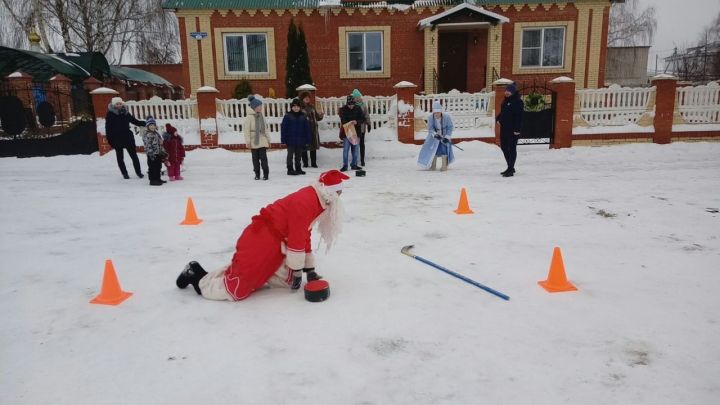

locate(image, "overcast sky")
[[648, 0, 720, 70]]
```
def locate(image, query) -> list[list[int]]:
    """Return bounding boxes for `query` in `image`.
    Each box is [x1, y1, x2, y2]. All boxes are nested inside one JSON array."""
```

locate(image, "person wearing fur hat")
[[162, 124, 185, 181], [175, 169, 350, 301], [105, 97, 146, 179], [338, 95, 365, 171], [281, 98, 312, 175], [417, 101, 455, 171], [351, 89, 372, 166], [495, 83, 523, 177], [298, 91, 324, 168], [141, 116, 167, 186], [244, 95, 271, 180]]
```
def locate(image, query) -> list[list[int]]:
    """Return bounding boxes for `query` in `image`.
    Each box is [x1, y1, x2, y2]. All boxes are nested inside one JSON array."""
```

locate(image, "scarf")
[[253, 113, 266, 145]]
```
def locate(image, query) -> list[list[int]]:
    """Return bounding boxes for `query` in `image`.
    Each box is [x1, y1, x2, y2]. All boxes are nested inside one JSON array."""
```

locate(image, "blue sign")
[[190, 32, 208, 40]]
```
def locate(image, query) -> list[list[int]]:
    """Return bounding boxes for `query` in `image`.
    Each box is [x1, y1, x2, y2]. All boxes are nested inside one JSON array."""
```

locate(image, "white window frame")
[[520, 26, 565, 68], [222, 33, 269, 75], [346, 31, 384, 73]]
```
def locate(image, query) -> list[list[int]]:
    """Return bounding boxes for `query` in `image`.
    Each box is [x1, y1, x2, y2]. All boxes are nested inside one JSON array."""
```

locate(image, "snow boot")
[[440, 156, 448, 171], [304, 268, 322, 282], [176, 261, 208, 295], [429, 157, 437, 171], [291, 270, 303, 290]]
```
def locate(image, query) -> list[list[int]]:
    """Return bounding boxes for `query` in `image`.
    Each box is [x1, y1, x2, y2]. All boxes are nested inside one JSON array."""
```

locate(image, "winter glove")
[[433, 133, 442, 140], [441, 138, 449, 144], [291, 270, 302, 290], [303, 268, 322, 282]]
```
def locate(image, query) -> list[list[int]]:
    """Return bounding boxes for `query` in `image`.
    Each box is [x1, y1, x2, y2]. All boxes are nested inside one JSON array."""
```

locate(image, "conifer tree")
[[285, 19, 300, 98]]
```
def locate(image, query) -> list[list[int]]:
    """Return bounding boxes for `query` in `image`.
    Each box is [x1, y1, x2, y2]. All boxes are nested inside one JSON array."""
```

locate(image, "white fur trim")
[[304, 252, 316, 268], [286, 250, 306, 271]]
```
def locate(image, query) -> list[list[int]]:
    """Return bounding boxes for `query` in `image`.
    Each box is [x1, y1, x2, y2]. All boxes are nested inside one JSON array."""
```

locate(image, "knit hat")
[[248, 94, 263, 109], [432, 101, 443, 113], [111, 97, 123, 105], [346, 95, 355, 105], [290, 98, 303, 108], [506, 84, 517, 94], [165, 123, 177, 134], [146, 116, 157, 127], [319, 169, 350, 192], [351, 89, 362, 97]]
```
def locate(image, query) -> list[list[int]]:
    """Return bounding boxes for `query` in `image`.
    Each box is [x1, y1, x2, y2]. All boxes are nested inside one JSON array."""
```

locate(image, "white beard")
[[316, 190, 344, 252]]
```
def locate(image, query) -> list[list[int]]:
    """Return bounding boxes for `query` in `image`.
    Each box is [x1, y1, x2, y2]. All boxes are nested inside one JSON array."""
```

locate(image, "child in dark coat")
[[163, 124, 186, 181], [281, 98, 312, 176], [141, 116, 167, 186]]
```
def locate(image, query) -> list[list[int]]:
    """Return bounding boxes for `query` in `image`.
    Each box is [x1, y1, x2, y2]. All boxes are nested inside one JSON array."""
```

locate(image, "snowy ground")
[[1, 132, 719, 404]]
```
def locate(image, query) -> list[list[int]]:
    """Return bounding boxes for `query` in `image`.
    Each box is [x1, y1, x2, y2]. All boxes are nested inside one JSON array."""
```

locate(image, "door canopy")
[[417, 3, 509, 31]]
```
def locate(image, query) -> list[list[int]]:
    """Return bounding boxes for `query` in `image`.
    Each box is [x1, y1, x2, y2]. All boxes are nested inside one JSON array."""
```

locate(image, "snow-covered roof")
[[417, 3, 509, 30]]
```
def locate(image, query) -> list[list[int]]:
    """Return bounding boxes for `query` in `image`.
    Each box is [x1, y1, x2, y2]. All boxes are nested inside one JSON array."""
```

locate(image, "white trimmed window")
[[521, 27, 565, 68], [347, 31, 383, 72], [223, 33, 269, 74]]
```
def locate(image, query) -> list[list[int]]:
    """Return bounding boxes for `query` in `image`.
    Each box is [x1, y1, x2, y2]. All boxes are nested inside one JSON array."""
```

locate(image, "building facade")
[[162, 0, 617, 97]]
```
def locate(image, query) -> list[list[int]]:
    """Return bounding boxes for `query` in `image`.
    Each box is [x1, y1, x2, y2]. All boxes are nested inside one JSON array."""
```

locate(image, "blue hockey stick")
[[401, 245, 509, 301]]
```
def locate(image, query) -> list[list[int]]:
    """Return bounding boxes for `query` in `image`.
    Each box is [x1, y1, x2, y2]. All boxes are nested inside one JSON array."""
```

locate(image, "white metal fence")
[[415, 90, 493, 130], [124, 96, 197, 121], [676, 81, 720, 124], [216, 95, 396, 135], [576, 84, 654, 126]]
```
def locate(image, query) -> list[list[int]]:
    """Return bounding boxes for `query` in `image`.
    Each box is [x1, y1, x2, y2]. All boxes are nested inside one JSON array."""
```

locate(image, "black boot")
[[288, 169, 298, 175], [303, 268, 322, 281], [176, 261, 208, 295]]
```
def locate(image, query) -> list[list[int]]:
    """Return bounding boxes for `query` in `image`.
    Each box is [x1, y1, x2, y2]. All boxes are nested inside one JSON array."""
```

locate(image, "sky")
[[648, 0, 720, 72], [1, 128, 719, 404]]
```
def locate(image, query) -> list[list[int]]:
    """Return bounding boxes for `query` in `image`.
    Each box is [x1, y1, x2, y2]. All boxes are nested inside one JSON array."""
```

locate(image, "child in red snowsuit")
[[163, 124, 186, 181]]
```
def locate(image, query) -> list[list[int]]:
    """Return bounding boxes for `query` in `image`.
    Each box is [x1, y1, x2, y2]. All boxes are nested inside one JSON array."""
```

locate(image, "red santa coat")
[[224, 186, 325, 300]]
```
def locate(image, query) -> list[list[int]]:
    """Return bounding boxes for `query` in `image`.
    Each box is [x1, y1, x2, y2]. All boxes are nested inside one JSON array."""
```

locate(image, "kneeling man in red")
[[176, 170, 349, 301]]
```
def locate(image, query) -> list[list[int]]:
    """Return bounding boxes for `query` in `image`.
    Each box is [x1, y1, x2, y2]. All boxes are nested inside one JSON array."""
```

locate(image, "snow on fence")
[[124, 96, 197, 121], [415, 90, 493, 130], [576, 84, 654, 126], [216, 95, 395, 135], [675, 81, 720, 124]]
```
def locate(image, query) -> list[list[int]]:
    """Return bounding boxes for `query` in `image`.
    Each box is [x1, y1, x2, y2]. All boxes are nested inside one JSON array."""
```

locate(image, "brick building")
[[162, 0, 619, 98]]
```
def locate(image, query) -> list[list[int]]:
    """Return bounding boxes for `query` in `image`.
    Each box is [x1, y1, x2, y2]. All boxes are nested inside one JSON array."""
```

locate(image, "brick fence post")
[[651, 74, 678, 144], [550, 76, 576, 148], [89, 87, 119, 156], [492, 78, 513, 145], [393, 81, 417, 144], [83, 77, 103, 93], [196, 86, 219, 148], [6, 71, 34, 117], [49, 74, 73, 123]]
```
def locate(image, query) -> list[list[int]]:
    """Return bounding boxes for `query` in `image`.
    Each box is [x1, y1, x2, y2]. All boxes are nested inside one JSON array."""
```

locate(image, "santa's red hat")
[[165, 123, 177, 134], [318, 170, 350, 192]]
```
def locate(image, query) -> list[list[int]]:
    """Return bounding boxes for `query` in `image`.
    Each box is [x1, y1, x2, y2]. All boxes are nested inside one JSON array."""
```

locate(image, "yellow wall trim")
[[512, 20, 575, 75], [424, 27, 438, 93], [213, 27, 277, 81], [338, 26, 392, 79], [199, 15, 215, 88]]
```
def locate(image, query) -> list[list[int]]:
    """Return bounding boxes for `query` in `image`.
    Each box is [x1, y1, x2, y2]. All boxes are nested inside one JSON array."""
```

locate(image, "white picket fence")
[[415, 90, 493, 130], [675, 81, 720, 124], [124, 96, 197, 121], [217, 95, 396, 135], [576, 84, 654, 126]]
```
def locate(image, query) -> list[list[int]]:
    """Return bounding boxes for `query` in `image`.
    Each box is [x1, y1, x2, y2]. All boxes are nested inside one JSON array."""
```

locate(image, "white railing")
[[676, 81, 720, 124], [216, 95, 396, 134], [124, 96, 197, 121], [577, 84, 654, 126], [415, 90, 493, 130]]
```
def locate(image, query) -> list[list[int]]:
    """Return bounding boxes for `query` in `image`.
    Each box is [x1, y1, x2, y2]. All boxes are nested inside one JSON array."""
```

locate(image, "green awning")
[[0, 46, 106, 82], [109, 66, 173, 86]]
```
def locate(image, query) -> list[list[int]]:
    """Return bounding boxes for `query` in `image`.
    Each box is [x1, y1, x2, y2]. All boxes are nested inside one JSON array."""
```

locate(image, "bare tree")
[[134, 0, 180, 64], [0, 0, 179, 64], [608, 0, 657, 47]]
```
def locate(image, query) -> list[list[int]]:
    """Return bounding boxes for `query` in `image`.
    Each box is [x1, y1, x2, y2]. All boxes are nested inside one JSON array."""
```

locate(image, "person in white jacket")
[[244, 95, 272, 180]]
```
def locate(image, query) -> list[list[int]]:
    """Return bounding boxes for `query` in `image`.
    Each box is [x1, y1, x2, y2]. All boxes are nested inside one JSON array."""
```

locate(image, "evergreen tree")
[[285, 19, 300, 98], [295, 24, 313, 91]]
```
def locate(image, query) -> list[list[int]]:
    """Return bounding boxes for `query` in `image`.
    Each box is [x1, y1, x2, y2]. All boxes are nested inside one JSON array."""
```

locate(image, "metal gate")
[[517, 82, 556, 146]]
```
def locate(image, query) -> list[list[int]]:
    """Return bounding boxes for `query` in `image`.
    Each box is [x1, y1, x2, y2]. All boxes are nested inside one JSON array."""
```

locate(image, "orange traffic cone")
[[90, 260, 133, 305], [453, 188, 474, 214], [538, 247, 577, 292], [180, 197, 203, 225]]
